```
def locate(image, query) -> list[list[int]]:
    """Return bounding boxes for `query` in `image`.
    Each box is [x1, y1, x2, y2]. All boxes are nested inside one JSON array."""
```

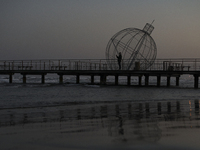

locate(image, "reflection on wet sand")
[[1, 100, 200, 144]]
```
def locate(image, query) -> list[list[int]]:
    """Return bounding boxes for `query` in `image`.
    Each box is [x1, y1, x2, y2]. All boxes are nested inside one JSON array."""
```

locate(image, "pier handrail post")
[[44, 62, 45, 70], [12, 61, 14, 70], [121, 59, 123, 70], [58, 60, 60, 70], [181, 60, 183, 71], [99, 60, 101, 70], [22, 61, 23, 70], [69, 60, 71, 70], [40, 60, 41, 70], [4, 61, 6, 70], [90, 61, 92, 70], [35, 62, 37, 70], [49, 60, 50, 70], [79, 60, 81, 70], [163, 61, 166, 71]]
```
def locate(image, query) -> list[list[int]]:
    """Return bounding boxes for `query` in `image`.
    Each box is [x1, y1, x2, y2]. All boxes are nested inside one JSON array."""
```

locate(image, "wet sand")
[[1, 100, 200, 150]]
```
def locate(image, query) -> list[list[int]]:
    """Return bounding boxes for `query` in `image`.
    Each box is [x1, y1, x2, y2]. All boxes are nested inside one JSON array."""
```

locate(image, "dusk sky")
[[0, 0, 200, 60]]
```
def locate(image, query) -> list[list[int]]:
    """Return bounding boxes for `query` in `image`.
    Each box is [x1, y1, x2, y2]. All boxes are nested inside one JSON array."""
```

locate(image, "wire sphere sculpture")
[[105, 23, 157, 70]]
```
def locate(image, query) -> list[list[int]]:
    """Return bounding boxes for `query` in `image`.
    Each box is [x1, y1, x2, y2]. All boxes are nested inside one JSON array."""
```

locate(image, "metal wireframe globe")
[[105, 23, 157, 70]]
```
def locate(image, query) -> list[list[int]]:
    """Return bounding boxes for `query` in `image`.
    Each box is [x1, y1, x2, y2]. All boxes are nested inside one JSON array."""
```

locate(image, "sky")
[[0, 0, 200, 60]]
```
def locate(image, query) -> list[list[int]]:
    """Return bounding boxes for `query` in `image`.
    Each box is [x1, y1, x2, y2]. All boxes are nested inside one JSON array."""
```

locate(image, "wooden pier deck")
[[1, 59, 200, 88]]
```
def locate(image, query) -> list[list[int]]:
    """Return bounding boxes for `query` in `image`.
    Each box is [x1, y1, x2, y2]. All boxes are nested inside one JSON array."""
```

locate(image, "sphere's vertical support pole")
[[194, 74, 199, 89], [115, 75, 118, 85], [91, 75, 94, 84], [167, 76, 171, 87], [145, 74, 149, 86], [157, 75, 161, 87], [127, 34, 146, 70], [127, 75, 131, 86]]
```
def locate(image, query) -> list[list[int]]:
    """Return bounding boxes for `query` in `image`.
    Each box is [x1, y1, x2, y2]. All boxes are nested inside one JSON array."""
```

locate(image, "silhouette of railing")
[[1, 58, 200, 71]]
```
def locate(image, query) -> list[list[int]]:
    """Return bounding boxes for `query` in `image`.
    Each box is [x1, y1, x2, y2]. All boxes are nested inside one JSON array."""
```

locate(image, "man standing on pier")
[[116, 52, 122, 70]]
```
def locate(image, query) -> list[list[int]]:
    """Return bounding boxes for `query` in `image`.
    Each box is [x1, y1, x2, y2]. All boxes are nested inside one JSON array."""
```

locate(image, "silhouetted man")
[[116, 52, 122, 70]]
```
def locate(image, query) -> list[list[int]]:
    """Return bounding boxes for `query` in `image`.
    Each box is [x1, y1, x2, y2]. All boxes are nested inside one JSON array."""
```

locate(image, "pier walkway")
[[1, 58, 200, 88]]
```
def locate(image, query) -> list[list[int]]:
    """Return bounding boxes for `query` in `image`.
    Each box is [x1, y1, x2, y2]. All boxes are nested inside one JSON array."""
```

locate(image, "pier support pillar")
[[194, 74, 199, 89], [91, 75, 94, 84], [145, 74, 149, 86], [100, 75, 107, 85], [23, 74, 26, 83], [176, 76, 180, 86], [76, 75, 80, 84], [138, 76, 142, 86], [167, 76, 171, 87], [9, 74, 12, 83], [115, 75, 118, 85], [59, 74, 63, 84], [127, 75, 131, 86], [41, 74, 45, 84], [157, 76, 161, 87]]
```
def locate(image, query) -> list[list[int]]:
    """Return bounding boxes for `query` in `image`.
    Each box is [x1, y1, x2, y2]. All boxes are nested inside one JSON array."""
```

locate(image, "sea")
[[1, 74, 200, 150]]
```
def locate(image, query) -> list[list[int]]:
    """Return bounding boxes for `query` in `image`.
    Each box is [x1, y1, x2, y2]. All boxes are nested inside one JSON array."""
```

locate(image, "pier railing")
[[1, 58, 200, 71]]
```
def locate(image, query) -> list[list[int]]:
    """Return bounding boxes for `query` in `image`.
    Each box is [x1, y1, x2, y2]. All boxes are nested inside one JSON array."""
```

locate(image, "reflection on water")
[[1, 100, 200, 148]]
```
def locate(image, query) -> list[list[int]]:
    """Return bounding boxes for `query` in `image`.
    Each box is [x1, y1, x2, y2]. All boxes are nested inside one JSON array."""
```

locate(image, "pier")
[[0, 58, 200, 88]]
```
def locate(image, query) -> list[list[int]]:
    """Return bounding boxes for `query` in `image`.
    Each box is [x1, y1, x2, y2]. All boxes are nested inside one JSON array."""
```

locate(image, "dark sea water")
[[0, 74, 200, 149]]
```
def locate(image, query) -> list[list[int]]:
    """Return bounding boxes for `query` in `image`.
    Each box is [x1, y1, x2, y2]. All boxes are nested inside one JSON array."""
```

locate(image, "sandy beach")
[[1, 95, 200, 150]]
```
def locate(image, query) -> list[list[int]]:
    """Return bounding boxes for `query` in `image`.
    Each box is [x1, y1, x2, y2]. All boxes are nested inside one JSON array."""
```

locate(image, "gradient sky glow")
[[0, 0, 200, 60]]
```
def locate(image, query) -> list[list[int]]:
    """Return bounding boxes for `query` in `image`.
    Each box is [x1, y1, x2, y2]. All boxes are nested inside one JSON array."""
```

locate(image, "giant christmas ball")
[[105, 23, 157, 70]]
